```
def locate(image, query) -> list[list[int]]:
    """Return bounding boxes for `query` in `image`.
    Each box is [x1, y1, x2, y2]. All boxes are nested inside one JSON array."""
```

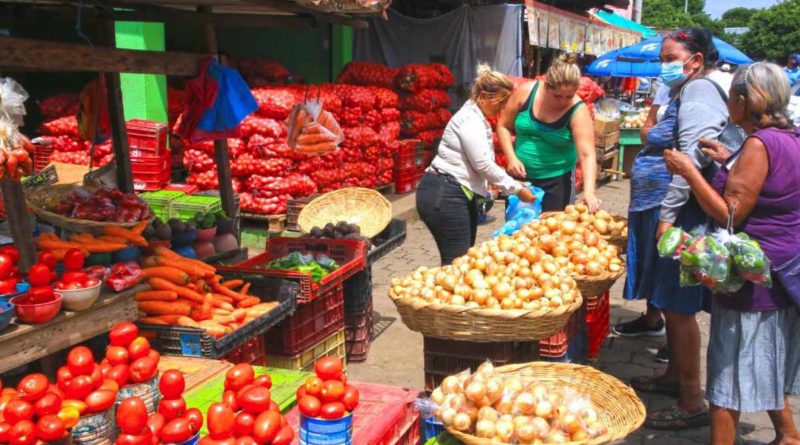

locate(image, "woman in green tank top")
[[498, 54, 600, 212]]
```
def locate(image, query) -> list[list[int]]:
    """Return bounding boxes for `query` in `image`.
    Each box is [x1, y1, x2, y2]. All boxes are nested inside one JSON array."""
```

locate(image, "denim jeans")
[[416, 172, 478, 266]]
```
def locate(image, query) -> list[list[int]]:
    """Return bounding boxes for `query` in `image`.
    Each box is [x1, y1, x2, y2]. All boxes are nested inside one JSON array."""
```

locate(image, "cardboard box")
[[595, 131, 620, 149], [593, 116, 620, 135]]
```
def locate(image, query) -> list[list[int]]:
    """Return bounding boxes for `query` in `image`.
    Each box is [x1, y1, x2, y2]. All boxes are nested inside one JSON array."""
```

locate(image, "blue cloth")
[[198, 59, 258, 133], [784, 66, 800, 86], [628, 98, 677, 212], [624, 207, 661, 300]]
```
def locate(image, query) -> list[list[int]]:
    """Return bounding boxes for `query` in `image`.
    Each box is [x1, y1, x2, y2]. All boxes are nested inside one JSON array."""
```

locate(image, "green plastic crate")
[[184, 366, 312, 435], [266, 329, 346, 372], [170, 195, 222, 221], [139, 190, 185, 221]]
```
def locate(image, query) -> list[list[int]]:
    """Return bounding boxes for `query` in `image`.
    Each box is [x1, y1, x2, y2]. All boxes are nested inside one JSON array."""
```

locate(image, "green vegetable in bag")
[[658, 227, 692, 258]]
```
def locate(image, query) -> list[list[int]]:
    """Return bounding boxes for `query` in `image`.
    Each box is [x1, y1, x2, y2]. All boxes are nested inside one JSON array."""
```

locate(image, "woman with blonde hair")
[[665, 62, 800, 444], [497, 54, 599, 212], [416, 65, 536, 265]]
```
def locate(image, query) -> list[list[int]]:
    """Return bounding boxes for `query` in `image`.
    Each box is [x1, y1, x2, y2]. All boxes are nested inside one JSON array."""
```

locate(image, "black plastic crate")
[[344, 266, 372, 315], [367, 219, 406, 265], [138, 274, 297, 359]]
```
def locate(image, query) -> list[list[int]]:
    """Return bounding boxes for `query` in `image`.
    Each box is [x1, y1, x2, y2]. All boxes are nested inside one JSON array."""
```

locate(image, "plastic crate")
[[587, 291, 611, 360], [170, 195, 222, 221], [265, 284, 344, 355], [395, 169, 424, 194], [266, 329, 346, 372], [139, 190, 185, 221], [163, 183, 199, 195], [222, 334, 266, 366], [539, 299, 588, 358], [127, 119, 168, 155], [33, 144, 55, 173], [345, 298, 373, 363], [131, 150, 171, 191], [223, 238, 367, 304], [540, 330, 588, 364], [138, 274, 297, 359], [422, 418, 444, 443], [344, 266, 372, 315], [396, 148, 428, 171], [368, 219, 407, 265]]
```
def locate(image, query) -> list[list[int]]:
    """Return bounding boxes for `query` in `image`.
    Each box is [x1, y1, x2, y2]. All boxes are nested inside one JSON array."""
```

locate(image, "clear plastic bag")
[[286, 95, 343, 155], [657, 226, 692, 259], [0, 77, 29, 126], [729, 232, 772, 287]]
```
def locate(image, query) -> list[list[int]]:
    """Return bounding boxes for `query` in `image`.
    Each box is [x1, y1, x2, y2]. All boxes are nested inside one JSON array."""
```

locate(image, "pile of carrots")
[[136, 247, 278, 338], [36, 221, 149, 259]]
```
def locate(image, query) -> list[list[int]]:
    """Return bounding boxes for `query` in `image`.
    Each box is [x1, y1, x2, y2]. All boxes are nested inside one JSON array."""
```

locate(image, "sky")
[[705, 0, 779, 19]]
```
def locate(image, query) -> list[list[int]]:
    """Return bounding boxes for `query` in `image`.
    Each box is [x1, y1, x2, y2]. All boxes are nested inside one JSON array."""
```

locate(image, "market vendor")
[[497, 54, 599, 213], [416, 66, 535, 266], [663, 61, 800, 445]]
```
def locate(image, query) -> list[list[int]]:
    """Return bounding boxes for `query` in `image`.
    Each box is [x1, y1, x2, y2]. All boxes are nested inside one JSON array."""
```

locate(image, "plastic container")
[[344, 267, 372, 315], [170, 195, 222, 222], [127, 119, 168, 154], [115, 376, 160, 415], [0, 300, 14, 333], [172, 230, 198, 247], [131, 150, 171, 191], [72, 408, 114, 445], [344, 298, 373, 363], [539, 299, 588, 358], [266, 285, 344, 356], [58, 281, 101, 312], [11, 294, 62, 324], [394, 169, 424, 194], [395, 148, 428, 171], [422, 418, 444, 442], [587, 290, 611, 360], [540, 330, 588, 364], [299, 413, 353, 445], [33, 143, 55, 173], [111, 245, 141, 263], [222, 333, 267, 366], [139, 190, 185, 222], [367, 219, 407, 265], [266, 329, 346, 372]]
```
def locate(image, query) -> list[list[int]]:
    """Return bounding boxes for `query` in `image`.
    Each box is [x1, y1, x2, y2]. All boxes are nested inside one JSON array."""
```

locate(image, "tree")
[[642, 0, 705, 29], [720, 7, 756, 28], [739, 0, 800, 62]]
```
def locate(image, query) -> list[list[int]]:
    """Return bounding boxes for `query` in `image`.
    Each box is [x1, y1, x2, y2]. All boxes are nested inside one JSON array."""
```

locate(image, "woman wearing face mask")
[[631, 29, 744, 430], [416, 65, 536, 266], [497, 54, 599, 212]]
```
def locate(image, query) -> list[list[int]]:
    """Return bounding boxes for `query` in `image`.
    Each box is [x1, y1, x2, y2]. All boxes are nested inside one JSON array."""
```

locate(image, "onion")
[[545, 430, 568, 443], [451, 295, 466, 306], [478, 406, 499, 422], [562, 413, 581, 434], [515, 423, 538, 444], [492, 282, 513, 300], [440, 407, 457, 426], [465, 381, 487, 403], [442, 376, 460, 394], [431, 387, 445, 406], [532, 416, 551, 437], [514, 392, 536, 415], [442, 274, 457, 291], [486, 378, 504, 402], [495, 419, 514, 443], [453, 412, 472, 431], [475, 419, 496, 438]]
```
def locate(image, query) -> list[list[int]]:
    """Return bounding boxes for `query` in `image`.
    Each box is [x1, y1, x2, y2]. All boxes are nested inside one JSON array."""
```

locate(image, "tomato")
[[116, 430, 153, 445], [99, 362, 113, 378], [233, 412, 255, 437], [34, 392, 62, 417], [27, 286, 54, 304], [0, 422, 10, 443], [109, 322, 139, 346], [234, 437, 258, 445], [56, 366, 74, 391], [106, 346, 129, 366], [47, 384, 64, 400], [4, 399, 34, 423], [89, 363, 103, 389], [99, 379, 119, 393], [27, 264, 50, 287], [0, 278, 18, 295], [298, 396, 321, 418], [117, 397, 149, 434], [304, 377, 324, 397], [159, 418, 194, 444], [320, 402, 345, 420], [253, 375, 272, 389], [206, 402, 235, 440], [85, 278, 100, 287], [61, 272, 88, 286], [269, 400, 280, 413], [342, 385, 360, 412], [8, 419, 36, 445], [272, 425, 295, 445], [234, 384, 256, 400], [67, 346, 95, 376], [36, 415, 66, 442], [128, 337, 151, 361], [65, 376, 93, 400], [147, 349, 161, 364], [16, 373, 49, 402], [0, 247, 19, 264], [224, 364, 255, 392], [108, 364, 130, 386], [0, 254, 13, 280], [63, 248, 85, 272], [236, 386, 271, 415], [185, 407, 203, 434], [85, 389, 116, 413], [146, 412, 165, 437], [296, 385, 307, 401], [157, 398, 186, 422], [314, 357, 344, 381], [252, 411, 281, 444], [340, 372, 347, 386], [320, 380, 345, 403], [129, 357, 158, 383], [61, 399, 87, 415], [56, 407, 80, 429], [37, 252, 57, 270], [158, 370, 185, 399]]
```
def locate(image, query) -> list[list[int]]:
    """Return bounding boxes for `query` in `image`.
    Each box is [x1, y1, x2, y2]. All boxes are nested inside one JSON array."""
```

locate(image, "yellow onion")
[[475, 419, 496, 438]]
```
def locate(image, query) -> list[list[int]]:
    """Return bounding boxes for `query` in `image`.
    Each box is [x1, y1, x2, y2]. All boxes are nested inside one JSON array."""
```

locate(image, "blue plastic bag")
[[493, 186, 544, 237]]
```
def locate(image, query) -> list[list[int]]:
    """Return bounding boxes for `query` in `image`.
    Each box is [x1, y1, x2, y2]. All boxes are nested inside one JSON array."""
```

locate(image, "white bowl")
[[57, 282, 102, 312]]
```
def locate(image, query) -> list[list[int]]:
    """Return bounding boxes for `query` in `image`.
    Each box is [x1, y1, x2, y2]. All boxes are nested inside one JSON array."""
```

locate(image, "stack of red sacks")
[[36, 94, 114, 168], [395, 63, 454, 149]]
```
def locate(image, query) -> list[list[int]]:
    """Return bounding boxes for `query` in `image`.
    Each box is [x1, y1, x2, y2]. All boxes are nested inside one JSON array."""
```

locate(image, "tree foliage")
[[720, 7, 756, 28], [642, 0, 705, 29], [738, 0, 800, 62]]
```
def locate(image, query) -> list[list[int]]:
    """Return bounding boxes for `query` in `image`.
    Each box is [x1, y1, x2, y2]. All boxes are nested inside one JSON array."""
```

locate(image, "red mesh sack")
[[337, 62, 398, 88]]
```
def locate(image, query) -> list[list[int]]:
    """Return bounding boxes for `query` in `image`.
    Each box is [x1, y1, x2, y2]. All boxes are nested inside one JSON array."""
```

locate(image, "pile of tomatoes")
[[0, 373, 78, 445], [100, 322, 160, 387], [295, 357, 359, 421], [0, 246, 21, 295], [53, 249, 99, 292]]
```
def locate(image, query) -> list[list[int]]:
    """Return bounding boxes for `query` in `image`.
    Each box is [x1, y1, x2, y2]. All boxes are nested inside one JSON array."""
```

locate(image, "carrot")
[[155, 247, 215, 274], [212, 293, 234, 304], [240, 283, 251, 296], [37, 236, 83, 251], [237, 297, 260, 309], [198, 321, 229, 338], [104, 225, 148, 247], [221, 279, 244, 290], [211, 308, 232, 316], [177, 316, 200, 328], [98, 235, 128, 244], [231, 309, 247, 322], [155, 256, 213, 278], [212, 314, 236, 325], [135, 290, 178, 302], [131, 220, 149, 236], [200, 293, 213, 318], [148, 278, 205, 304], [156, 315, 184, 324], [219, 302, 235, 312], [138, 317, 169, 325], [212, 282, 248, 302], [138, 300, 192, 316], [142, 267, 190, 285]]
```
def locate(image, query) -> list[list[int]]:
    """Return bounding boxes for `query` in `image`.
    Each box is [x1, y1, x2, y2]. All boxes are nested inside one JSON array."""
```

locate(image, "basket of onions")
[[431, 361, 645, 445], [542, 205, 628, 255]]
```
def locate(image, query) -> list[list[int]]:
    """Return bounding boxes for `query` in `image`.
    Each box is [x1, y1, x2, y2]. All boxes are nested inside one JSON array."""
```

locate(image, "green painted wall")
[[332, 25, 353, 80], [115, 22, 168, 123]]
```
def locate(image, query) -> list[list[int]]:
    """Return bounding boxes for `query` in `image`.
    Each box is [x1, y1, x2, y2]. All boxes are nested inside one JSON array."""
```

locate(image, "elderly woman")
[[664, 62, 800, 444]]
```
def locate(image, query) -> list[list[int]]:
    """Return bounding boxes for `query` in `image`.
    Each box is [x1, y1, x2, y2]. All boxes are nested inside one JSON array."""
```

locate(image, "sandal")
[[645, 405, 710, 430], [630, 375, 680, 397]]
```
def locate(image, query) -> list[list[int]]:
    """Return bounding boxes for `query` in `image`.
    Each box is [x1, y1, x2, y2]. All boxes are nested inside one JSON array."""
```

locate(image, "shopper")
[[632, 28, 745, 430], [663, 61, 800, 445], [416, 66, 535, 266], [497, 54, 599, 212], [784, 52, 800, 86]]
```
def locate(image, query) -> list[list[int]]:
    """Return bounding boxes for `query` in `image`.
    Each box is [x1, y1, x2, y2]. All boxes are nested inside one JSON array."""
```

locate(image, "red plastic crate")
[[266, 284, 344, 356], [539, 299, 588, 358], [131, 150, 171, 191], [397, 139, 423, 157], [395, 169, 423, 194], [127, 119, 168, 155], [163, 183, 199, 194], [222, 333, 266, 366], [33, 144, 55, 172], [345, 297, 373, 362], [222, 238, 367, 304], [587, 291, 610, 360], [395, 149, 427, 171]]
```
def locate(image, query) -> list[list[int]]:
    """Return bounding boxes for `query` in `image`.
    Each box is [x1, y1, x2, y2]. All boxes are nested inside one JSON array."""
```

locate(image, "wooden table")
[[0, 285, 142, 374]]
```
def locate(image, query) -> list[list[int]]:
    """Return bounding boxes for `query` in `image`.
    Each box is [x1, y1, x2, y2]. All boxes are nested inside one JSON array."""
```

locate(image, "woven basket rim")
[[570, 267, 625, 283], [389, 291, 583, 318], [297, 187, 391, 238], [26, 184, 154, 229]]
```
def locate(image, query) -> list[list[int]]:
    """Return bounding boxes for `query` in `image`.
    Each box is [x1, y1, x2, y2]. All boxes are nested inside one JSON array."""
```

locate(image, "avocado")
[[142, 225, 156, 240], [156, 223, 172, 240], [336, 221, 350, 235], [310, 227, 324, 238], [323, 223, 336, 238]]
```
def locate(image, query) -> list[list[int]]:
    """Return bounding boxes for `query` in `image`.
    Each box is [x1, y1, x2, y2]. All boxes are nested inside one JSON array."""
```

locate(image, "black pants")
[[529, 170, 575, 212], [416, 172, 478, 266]]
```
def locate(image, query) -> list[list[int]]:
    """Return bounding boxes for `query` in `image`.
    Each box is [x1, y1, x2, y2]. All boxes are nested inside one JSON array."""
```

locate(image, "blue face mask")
[[660, 56, 694, 87]]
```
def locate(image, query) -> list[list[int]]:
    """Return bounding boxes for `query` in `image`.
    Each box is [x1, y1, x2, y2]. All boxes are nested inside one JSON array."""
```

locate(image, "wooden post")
[[1, 178, 35, 272], [104, 23, 134, 193]]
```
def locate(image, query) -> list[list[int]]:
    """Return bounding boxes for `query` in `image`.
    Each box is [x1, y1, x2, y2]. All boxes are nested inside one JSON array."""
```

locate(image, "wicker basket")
[[26, 184, 153, 235], [571, 268, 625, 299], [444, 362, 646, 445], [389, 292, 583, 342], [540, 211, 628, 253], [298, 187, 391, 238]]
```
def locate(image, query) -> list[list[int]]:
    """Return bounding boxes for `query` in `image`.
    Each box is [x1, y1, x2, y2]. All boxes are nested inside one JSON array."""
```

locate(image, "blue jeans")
[[416, 172, 477, 266]]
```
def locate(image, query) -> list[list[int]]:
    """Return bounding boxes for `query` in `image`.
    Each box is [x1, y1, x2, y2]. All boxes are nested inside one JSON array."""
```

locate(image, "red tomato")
[[56, 366, 73, 391], [34, 392, 62, 417], [158, 370, 185, 399], [27, 286, 54, 304], [109, 322, 139, 346], [47, 384, 65, 400], [234, 437, 258, 445], [206, 402, 235, 440], [27, 264, 50, 287], [221, 390, 238, 411], [146, 413, 165, 437], [0, 422, 10, 443], [128, 337, 151, 361], [89, 364, 103, 389], [234, 384, 256, 400], [320, 380, 345, 403], [320, 402, 345, 420], [272, 425, 295, 445], [63, 249, 85, 272], [98, 379, 119, 393], [342, 385, 360, 412], [37, 252, 57, 271], [116, 397, 149, 434], [269, 400, 280, 413], [237, 386, 271, 415], [108, 364, 131, 386], [157, 398, 186, 422], [304, 377, 324, 397], [0, 246, 19, 264], [233, 412, 255, 438], [340, 373, 347, 386], [35, 415, 66, 442], [8, 419, 36, 445], [116, 430, 153, 445], [106, 346, 129, 366], [16, 373, 49, 402], [224, 364, 254, 392], [99, 362, 112, 378], [159, 418, 194, 444], [147, 349, 161, 364], [186, 407, 203, 434], [85, 390, 116, 413], [298, 396, 321, 418], [4, 399, 33, 423], [253, 375, 272, 389], [66, 346, 95, 376], [61, 272, 88, 286], [0, 254, 13, 280], [129, 357, 158, 383], [296, 386, 307, 401], [314, 357, 344, 381], [252, 411, 281, 444], [85, 278, 100, 287], [65, 376, 93, 400]]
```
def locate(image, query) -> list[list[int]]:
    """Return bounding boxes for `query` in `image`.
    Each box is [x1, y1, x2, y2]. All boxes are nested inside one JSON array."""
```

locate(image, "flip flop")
[[630, 375, 680, 397], [645, 405, 710, 430]]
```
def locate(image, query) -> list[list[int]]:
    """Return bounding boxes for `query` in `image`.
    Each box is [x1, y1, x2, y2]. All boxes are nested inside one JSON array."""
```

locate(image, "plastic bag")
[[286, 97, 343, 155], [0, 77, 29, 126], [493, 186, 545, 237], [657, 226, 692, 259], [104, 262, 142, 292], [729, 233, 772, 287]]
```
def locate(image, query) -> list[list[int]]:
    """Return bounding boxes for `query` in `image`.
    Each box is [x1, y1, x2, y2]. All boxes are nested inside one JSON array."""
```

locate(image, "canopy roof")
[[593, 10, 656, 38]]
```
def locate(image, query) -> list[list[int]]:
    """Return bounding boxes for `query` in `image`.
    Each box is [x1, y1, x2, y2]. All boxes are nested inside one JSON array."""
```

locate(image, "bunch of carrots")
[[136, 247, 278, 338], [36, 221, 149, 259]]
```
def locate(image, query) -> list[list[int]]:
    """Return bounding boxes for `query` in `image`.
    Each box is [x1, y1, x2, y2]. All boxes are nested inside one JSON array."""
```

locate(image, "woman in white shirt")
[[416, 66, 535, 265]]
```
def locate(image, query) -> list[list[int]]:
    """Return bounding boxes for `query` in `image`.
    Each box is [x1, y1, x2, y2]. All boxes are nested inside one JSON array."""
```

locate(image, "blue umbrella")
[[586, 50, 662, 78], [586, 50, 620, 76], [617, 36, 752, 65]]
